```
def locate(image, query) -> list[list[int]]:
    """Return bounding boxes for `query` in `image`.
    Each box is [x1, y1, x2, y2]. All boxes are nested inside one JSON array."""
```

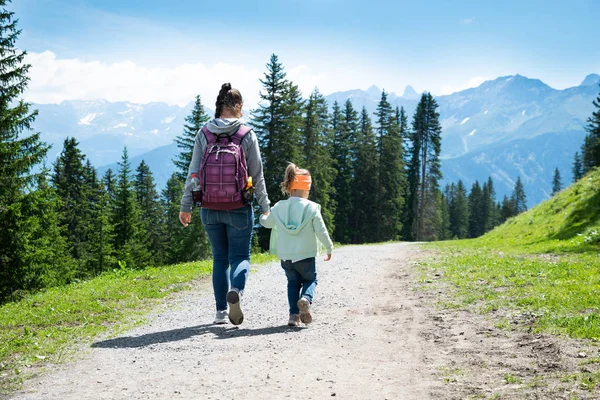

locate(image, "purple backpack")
[[198, 125, 251, 210]]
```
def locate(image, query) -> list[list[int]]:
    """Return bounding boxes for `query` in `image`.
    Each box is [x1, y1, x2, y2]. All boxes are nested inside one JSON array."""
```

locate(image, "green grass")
[[422, 168, 600, 340], [504, 373, 522, 384], [0, 253, 277, 394]]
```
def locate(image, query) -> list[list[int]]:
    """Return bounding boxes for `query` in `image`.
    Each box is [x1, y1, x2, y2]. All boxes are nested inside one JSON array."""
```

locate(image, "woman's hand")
[[324, 254, 332, 261], [179, 212, 192, 227]]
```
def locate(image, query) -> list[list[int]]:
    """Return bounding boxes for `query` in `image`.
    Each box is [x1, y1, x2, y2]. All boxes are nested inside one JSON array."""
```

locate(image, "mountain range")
[[30, 73, 600, 206]]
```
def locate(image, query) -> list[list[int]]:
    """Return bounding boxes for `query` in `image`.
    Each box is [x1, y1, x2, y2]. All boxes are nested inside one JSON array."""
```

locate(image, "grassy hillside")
[[423, 168, 600, 338], [480, 167, 600, 253], [420, 168, 600, 390]]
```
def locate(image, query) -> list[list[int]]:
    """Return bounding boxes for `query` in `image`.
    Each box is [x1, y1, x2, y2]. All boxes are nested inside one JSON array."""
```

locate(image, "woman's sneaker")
[[226, 288, 244, 325], [297, 297, 312, 324], [288, 314, 300, 327], [214, 310, 228, 324]]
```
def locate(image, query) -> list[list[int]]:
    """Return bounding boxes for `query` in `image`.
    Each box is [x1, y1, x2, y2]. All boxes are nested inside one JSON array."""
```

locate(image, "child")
[[260, 163, 333, 327]]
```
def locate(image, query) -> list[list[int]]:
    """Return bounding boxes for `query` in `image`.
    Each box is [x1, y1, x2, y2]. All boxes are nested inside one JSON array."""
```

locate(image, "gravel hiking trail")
[[10, 243, 598, 399]]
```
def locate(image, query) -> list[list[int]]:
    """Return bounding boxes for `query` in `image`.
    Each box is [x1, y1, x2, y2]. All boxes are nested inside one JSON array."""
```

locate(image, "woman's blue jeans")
[[281, 257, 317, 315], [201, 205, 253, 311]]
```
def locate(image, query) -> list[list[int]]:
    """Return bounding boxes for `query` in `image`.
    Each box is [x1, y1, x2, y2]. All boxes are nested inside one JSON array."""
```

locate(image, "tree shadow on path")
[[91, 323, 304, 349]]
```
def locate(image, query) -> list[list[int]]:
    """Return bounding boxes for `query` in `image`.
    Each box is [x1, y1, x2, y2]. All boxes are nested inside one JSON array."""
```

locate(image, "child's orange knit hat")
[[289, 175, 312, 191]]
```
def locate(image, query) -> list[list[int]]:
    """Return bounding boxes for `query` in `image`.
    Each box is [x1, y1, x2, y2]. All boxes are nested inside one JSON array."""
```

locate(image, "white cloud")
[[23, 51, 499, 107], [461, 17, 475, 25], [24, 51, 265, 108], [23, 51, 336, 110], [439, 76, 488, 96]]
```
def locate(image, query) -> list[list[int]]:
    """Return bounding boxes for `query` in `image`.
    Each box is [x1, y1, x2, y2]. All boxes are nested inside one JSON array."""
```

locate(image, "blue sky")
[[13, 0, 600, 106]]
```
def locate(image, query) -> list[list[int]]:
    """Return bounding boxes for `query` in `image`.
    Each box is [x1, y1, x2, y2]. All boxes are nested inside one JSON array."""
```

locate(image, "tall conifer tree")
[[375, 99, 405, 241], [251, 54, 304, 248], [408, 93, 443, 241], [171, 98, 210, 262], [0, 3, 72, 300], [302, 89, 336, 234], [353, 107, 379, 243], [552, 167, 562, 196], [331, 100, 356, 243], [252, 54, 303, 204], [438, 189, 451, 240], [173, 95, 210, 180], [112, 147, 148, 268], [573, 152, 583, 182], [500, 195, 516, 222], [162, 174, 185, 263], [511, 177, 528, 214], [339, 99, 360, 243], [468, 181, 484, 238], [582, 84, 600, 173], [449, 180, 469, 239], [135, 160, 166, 264], [52, 138, 93, 274], [103, 168, 117, 203]]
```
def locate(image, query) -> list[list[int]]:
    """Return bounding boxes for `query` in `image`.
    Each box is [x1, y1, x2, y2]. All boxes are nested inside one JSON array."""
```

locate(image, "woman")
[[179, 83, 270, 325]]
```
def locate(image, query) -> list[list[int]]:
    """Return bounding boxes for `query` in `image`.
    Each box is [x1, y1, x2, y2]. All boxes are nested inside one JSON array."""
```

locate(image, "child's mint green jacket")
[[259, 197, 333, 262]]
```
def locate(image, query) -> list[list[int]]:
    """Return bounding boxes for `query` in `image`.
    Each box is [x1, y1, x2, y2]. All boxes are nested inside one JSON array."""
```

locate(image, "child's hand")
[[179, 212, 191, 227], [324, 254, 331, 261]]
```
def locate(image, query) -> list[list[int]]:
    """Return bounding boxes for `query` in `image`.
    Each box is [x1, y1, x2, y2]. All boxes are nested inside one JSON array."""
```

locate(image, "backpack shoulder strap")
[[230, 125, 252, 144], [202, 126, 217, 143]]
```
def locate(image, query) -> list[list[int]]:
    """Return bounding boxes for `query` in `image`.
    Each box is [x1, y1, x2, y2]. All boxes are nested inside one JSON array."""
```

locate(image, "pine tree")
[[162, 174, 185, 264], [573, 152, 583, 182], [251, 54, 304, 248], [331, 100, 356, 244], [103, 168, 117, 202], [135, 160, 166, 264], [449, 180, 469, 239], [302, 88, 336, 235], [582, 84, 600, 173], [374, 91, 391, 239], [161, 173, 210, 263], [52, 137, 94, 275], [112, 147, 148, 268], [468, 181, 484, 238], [552, 167, 562, 196], [438, 189, 451, 240], [0, 5, 75, 300], [340, 100, 360, 243], [511, 177, 527, 215], [84, 162, 115, 275], [408, 93, 443, 241], [252, 55, 303, 203], [482, 177, 500, 232], [402, 100, 422, 241], [353, 107, 379, 243], [374, 92, 405, 241], [170, 97, 212, 263], [500, 195, 516, 222], [173, 95, 210, 180]]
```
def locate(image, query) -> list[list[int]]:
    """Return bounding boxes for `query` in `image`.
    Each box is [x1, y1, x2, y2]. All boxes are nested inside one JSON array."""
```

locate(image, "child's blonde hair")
[[281, 163, 311, 196]]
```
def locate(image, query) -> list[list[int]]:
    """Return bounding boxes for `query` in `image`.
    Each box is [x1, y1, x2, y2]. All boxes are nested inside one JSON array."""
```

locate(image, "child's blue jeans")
[[281, 257, 317, 315]]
